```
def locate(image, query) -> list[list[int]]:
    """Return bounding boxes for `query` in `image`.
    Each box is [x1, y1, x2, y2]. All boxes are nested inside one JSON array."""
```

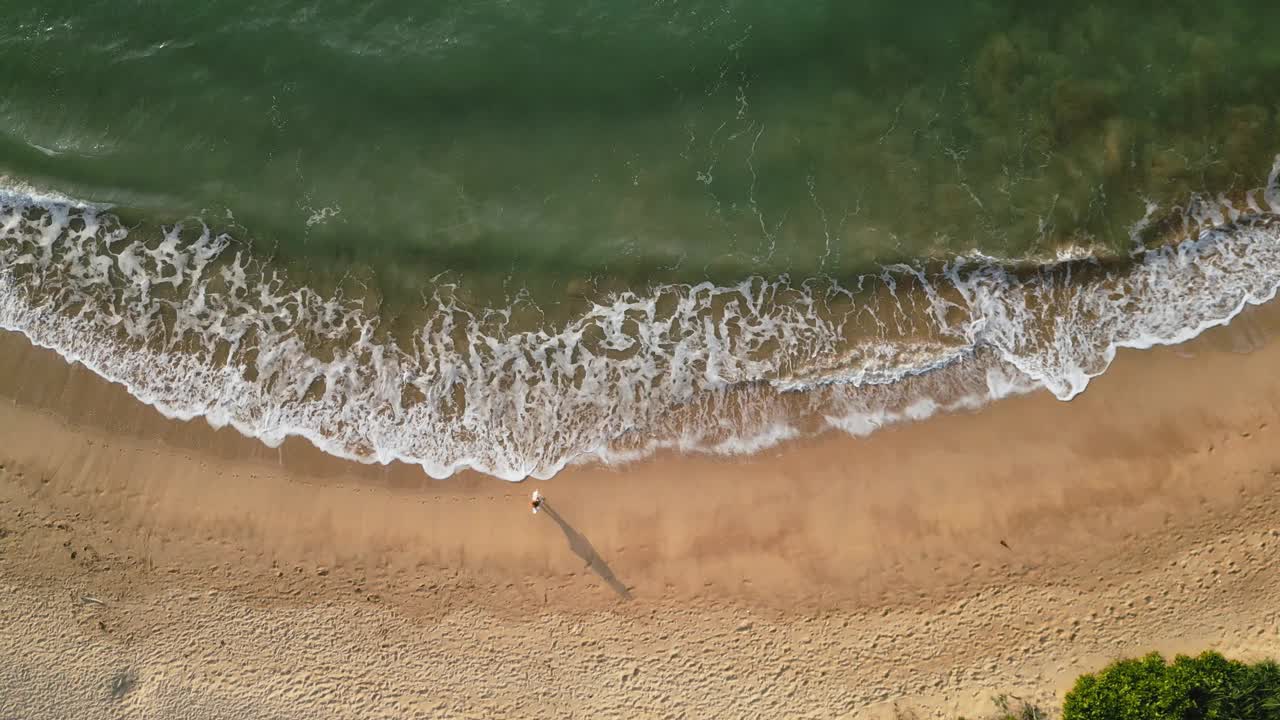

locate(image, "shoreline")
[[2, 304, 1280, 717], [6, 176, 1280, 482]]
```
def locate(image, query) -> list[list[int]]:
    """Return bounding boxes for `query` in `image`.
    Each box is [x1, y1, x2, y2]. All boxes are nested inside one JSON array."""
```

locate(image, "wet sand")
[[2, 304, 1280, 718]]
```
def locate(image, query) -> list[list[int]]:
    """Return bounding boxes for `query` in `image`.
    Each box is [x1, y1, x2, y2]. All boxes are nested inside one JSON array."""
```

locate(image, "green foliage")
[[1063, 651, 1280, 720]]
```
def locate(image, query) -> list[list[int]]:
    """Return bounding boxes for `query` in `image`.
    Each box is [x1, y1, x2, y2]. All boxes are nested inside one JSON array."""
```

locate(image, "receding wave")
[[2, 159, 1280, 480]]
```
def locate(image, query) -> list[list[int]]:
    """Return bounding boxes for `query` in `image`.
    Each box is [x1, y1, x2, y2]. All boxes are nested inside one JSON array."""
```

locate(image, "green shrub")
[[1063, 651, 1280, 720]]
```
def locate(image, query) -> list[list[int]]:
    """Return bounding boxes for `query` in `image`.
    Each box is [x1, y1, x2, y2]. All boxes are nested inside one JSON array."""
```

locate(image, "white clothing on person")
[[530, 490, 544, 514]]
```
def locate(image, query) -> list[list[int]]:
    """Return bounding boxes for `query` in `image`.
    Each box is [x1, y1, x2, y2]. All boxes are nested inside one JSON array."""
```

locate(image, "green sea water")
[[4, 2, 1277, 294], [2, 1, 1279, 478]]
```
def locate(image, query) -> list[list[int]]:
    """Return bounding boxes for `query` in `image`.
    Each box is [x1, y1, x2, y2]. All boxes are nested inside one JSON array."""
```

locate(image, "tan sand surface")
[[2, 303, 1280, 719]]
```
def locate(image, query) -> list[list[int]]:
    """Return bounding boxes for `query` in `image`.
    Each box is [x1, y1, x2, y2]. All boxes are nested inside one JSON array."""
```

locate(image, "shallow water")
[[1, 2, 1279, 478]]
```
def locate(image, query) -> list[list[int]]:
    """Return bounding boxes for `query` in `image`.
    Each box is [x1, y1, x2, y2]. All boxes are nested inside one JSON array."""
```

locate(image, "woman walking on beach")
[[530, 490, 545, 514]]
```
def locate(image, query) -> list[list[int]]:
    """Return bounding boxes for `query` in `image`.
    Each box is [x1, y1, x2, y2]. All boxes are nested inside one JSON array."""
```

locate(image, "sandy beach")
[[2, 301, 1280, 719]]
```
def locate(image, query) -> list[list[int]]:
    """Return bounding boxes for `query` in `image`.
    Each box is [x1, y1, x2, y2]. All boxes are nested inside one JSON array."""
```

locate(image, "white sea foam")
[[2, 158, 1279, 480]]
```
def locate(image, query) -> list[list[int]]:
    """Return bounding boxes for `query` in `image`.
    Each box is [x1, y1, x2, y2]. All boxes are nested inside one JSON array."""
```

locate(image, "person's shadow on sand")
[[541, 503, 632, 601]]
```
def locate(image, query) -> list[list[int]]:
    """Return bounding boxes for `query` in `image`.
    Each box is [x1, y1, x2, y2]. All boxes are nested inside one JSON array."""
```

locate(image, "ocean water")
[[1, 2, 1279, 479]]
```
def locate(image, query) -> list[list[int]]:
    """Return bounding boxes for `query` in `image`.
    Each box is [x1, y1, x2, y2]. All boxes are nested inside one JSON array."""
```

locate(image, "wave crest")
[[2, 160, 1279, 479]]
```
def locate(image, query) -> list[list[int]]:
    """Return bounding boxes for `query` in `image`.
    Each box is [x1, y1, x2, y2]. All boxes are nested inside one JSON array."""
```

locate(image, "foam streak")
[[2, 175, 1279, 479]]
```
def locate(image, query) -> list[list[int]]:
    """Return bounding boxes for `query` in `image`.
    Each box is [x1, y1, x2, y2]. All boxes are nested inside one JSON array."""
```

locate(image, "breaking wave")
[[2, 158, 1280, 480]]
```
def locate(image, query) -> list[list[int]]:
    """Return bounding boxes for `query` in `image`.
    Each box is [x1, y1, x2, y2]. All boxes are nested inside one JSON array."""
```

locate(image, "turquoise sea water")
[[1, 2, 1279, 478]]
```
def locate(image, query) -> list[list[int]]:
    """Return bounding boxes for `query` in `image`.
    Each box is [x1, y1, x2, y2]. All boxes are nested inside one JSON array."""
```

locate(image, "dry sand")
[[1, 302, 1280, 719]]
